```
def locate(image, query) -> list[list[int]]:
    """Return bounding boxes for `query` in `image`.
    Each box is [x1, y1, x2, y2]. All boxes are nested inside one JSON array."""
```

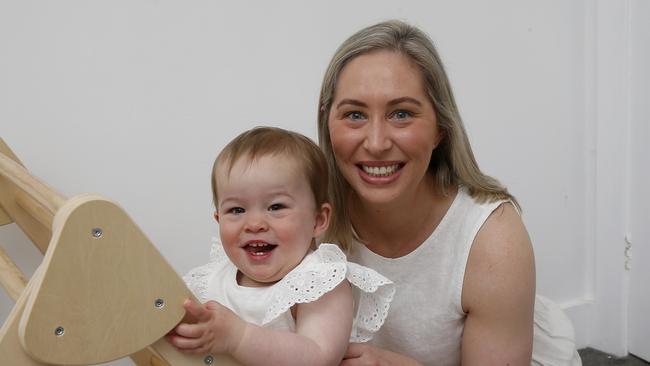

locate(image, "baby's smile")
[[244, 241, 277, 257]]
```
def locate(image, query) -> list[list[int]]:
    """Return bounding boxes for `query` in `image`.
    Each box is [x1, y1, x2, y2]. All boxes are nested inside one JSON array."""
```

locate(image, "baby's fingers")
[[183, 299, 210, 321], [166, 333, 205, 351], [175, 322, 205, 338]]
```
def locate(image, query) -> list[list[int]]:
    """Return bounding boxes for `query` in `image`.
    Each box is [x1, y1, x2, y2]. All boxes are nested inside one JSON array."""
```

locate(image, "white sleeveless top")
[[183, 242, 396, 343], [348, 187, 581, 366]]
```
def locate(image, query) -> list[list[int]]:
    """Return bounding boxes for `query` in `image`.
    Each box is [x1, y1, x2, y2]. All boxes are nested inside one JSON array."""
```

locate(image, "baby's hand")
[[166, 299, 246, 355]]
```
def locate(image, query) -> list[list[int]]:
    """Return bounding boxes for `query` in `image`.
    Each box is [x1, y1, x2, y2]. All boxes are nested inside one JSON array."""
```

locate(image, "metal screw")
[[154, 298, 165, 308], [204, 355, 214, 365], [54, 326, 65, 336], [92, 228, 103, 238]]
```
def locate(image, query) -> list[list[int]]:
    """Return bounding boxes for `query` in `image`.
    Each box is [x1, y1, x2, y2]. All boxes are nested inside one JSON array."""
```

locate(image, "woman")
[[317, 20, 580, 366]]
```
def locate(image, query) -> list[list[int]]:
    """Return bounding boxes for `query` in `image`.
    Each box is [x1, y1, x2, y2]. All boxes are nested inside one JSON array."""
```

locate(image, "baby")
[[167, 127, 394, 366]]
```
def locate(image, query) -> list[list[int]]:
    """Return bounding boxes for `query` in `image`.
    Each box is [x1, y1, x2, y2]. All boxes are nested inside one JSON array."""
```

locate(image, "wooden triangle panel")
[[19, 195, 189, 365]]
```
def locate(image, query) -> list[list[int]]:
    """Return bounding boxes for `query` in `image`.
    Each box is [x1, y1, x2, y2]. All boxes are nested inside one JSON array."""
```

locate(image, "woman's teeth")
[[362, 164, 400, 177]]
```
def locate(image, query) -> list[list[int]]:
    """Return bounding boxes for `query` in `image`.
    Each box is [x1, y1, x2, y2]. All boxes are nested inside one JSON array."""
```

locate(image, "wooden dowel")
[[147, 347, 169, 366], [15, 191, 53, 230], [0, 153, 66, 217], [130, 347, 170, 366], [0, 246, 27, 301]]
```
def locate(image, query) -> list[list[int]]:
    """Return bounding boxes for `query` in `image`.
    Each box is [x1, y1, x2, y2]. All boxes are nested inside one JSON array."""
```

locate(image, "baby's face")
[[215, 154, 329, 287]]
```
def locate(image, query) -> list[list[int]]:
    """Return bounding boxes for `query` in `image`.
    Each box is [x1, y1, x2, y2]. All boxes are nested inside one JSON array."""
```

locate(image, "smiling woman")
[[318, 20, 581, 366], [328, 50, 442, 223]]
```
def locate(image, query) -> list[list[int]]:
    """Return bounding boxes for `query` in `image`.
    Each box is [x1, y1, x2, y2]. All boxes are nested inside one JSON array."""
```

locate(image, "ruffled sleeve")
[[263, 243, 395, 342], [182, 237, 229, 303]]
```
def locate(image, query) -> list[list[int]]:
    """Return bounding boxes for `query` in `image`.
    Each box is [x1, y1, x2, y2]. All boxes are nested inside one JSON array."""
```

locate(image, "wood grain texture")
[[0, 138, 19, 226], [0, 149, 65, 217], [131, 347, 170, 366], [0, 245, 28, 301], [0, 137, 240, 365], [151, 334, 241, 366], [0, 139, 53, 252], [0, 267, 49, 365], [18, 195, 190, 365]]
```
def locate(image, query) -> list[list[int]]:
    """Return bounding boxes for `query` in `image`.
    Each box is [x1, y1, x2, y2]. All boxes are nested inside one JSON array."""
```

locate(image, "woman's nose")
[[363, 119, 392, 154]]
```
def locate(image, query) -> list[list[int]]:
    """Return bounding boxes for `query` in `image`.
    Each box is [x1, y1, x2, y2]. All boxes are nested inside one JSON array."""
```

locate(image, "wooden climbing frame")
[[0, 138, 238, 366]]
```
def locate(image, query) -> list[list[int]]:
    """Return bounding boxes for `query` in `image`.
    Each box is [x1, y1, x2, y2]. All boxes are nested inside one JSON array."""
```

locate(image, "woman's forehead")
[[333, 51, 426, 101]]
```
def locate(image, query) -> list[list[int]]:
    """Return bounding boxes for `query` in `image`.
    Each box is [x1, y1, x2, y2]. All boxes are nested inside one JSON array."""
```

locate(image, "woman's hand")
[[165, 299, 246, 355], [340, 343, 422, 366]]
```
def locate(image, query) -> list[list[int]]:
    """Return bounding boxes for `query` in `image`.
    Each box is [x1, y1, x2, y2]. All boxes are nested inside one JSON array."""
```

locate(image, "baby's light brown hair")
[[211, 126, 329, 214]]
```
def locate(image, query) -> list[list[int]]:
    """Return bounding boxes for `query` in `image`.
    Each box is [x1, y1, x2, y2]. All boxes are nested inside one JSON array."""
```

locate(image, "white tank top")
[[348, 187, 581, 366], [348, 186, 493, 366]]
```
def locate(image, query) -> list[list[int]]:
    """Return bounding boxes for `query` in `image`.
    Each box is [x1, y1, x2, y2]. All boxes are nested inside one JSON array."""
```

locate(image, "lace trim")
[[263, 245, 347, 324], [348, 262, 395, 342], [183, 237, 226, 303], [263, 244, 395, 343], [183, 241, 395, 342]]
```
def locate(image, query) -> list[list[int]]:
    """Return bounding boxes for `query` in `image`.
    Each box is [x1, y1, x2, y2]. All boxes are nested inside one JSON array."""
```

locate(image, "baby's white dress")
[[183, 242, 396, 342]]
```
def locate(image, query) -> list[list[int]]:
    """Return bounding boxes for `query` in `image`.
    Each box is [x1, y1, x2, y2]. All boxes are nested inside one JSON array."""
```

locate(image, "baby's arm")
[[234, 281, 353, 366], [167, 281, 354, 366]]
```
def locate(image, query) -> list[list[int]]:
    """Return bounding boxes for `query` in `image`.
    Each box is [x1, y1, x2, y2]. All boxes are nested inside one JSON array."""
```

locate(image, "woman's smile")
[[357, 161, 405, 184]]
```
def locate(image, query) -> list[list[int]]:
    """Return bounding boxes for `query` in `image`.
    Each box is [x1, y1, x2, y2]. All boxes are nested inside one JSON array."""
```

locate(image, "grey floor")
[[580, 348, 649, 366]]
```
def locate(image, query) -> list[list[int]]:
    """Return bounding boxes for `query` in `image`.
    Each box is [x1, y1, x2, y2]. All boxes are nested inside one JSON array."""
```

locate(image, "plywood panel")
[[19, 195, 190, 365]]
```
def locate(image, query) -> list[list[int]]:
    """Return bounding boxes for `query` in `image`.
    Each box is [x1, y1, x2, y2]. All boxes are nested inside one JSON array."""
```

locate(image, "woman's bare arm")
[[461, 203, 536, 366]]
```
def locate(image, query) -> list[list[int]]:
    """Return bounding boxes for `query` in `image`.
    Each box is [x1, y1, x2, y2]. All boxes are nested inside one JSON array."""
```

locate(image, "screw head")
[[92, 228, 103, 238], [204, 355, 214, 364], [154, 298, 165, 308], [55, 326, 65, 336]]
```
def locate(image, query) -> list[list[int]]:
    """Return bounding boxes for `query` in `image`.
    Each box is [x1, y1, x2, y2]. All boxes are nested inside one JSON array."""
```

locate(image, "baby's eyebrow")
[[219, 197, 242, 206], [267, 191, 293, 200]]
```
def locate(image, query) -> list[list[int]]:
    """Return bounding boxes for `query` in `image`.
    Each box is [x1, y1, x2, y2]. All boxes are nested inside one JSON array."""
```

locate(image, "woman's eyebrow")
[[336, 97, 422, 109], [388, 97, 422, 106], [336, 99, 367, 109]]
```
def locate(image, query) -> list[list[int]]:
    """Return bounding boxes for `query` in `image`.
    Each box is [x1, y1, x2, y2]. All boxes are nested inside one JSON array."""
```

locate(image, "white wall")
[[626, 0, 650, 360], [1, 0, 646, 363]]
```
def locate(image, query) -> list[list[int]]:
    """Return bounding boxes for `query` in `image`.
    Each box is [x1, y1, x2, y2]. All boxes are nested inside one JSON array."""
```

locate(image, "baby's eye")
[[268, 203, 286, 211], [228, 207, 245, 214]]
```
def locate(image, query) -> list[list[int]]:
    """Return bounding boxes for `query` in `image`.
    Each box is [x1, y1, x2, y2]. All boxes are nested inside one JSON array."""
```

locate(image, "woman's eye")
[[345, 111, 366, 121], [268, 203, 285, 211], [391, 110, 411, 120], [228, 207, 245, 214]]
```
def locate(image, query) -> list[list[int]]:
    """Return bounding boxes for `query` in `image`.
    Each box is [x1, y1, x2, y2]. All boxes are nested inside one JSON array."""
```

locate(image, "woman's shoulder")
[[462, 202, 535, 311]]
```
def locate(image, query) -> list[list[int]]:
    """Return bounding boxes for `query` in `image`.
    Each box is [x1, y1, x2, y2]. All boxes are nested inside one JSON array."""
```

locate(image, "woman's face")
[[328, 50, 442, 206]]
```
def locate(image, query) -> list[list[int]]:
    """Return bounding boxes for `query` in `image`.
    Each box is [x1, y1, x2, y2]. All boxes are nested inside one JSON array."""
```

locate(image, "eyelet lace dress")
[[183, 240, 395, 343]]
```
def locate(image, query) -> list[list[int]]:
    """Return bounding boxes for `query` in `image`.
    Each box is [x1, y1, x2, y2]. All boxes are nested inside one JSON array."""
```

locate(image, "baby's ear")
[[214, 211, 220, 223], [313, 203, 332, 238]]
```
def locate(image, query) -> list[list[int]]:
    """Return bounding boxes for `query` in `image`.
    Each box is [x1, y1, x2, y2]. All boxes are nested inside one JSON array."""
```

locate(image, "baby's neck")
[[236, 270, 278, 288]]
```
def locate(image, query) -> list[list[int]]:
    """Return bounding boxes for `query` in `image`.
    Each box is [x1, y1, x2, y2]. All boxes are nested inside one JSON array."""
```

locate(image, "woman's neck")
[[350, 177, 457, 258]]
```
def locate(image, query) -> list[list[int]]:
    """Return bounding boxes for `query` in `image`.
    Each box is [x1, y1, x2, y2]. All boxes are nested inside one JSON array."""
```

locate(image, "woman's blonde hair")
[[317, 20, 518, 250]]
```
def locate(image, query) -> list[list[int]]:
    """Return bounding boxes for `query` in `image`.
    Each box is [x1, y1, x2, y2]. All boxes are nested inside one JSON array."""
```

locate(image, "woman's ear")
[[313, 203, 332, 238], [433, 127, 446, 149], [214, 211, 220, 223]]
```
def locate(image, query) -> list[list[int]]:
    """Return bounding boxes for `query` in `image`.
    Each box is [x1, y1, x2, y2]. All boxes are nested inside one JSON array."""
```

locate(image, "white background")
[[1, 1, 648, 364]]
